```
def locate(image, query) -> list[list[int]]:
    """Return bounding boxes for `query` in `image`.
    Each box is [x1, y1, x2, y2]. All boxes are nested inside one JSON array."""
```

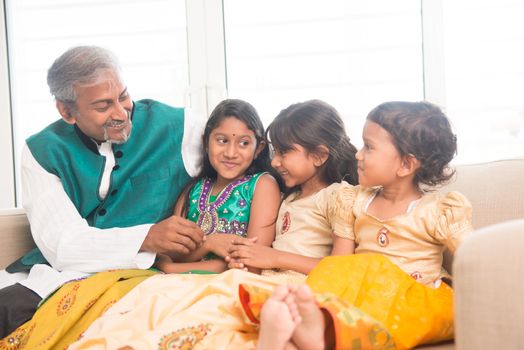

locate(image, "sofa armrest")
[[453, 219, 524, 350], [0, 208, 35, 269]]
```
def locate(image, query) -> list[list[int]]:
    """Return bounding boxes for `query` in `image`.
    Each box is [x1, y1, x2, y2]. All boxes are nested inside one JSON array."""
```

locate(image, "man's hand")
[[141, 216, 204, 255]]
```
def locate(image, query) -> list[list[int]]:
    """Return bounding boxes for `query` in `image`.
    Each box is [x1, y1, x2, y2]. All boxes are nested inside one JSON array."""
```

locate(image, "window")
[[223, 0, 524, 164], [5, 0, 188, 205], [441, 0, 524, 163], [223, 0, 423, 145], [1, 0, 523, 209]]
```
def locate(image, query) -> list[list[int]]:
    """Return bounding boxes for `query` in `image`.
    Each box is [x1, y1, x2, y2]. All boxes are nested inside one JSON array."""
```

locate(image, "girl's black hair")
[[178, 99, 281, 217], [367, 101, 457, 188], [266, 100, 358, 197]]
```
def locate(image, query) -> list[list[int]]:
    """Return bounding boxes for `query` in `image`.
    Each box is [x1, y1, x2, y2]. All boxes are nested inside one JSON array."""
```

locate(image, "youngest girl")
[[156, 99, 281, 273], [249, 101, 474, 350]]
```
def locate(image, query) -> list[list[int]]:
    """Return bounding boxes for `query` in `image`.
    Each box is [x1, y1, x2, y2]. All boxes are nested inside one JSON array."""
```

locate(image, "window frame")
[[0, 1, 16, 208]]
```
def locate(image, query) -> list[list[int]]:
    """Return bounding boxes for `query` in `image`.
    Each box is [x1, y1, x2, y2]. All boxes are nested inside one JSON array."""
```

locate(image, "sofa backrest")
[[0, 208, 33, 269], [440, 158, 524, 229], [1, 159, 523, 271], [439, 158, 524, 273]]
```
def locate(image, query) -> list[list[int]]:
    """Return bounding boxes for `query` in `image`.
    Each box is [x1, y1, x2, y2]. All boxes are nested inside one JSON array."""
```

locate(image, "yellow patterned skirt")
[[0, 269, 157, 350], [240, 254, 454, 350]]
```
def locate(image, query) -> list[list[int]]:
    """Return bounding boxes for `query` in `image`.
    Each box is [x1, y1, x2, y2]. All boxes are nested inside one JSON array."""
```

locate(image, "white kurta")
[[0, 108, 205, 299]]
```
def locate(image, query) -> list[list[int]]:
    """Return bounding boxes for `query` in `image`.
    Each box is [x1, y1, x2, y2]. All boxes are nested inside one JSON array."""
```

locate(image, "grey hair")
[[47, 46, 123, 106]]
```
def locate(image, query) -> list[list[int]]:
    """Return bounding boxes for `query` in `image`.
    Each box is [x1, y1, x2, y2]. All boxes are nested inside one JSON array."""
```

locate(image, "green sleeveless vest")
[[8, 99, 192, 272]]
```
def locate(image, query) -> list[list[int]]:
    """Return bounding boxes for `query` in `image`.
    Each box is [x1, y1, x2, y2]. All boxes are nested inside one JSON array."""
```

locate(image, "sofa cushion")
[[454, 219, 524, 350]]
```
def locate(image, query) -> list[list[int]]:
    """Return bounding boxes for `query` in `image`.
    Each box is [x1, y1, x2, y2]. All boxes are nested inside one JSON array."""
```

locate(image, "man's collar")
[[74, 125, 100, 155]]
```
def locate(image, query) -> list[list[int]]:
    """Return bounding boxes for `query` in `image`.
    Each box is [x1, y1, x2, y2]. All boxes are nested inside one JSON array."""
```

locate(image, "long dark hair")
[[178, 99, 280, 217], [267, 100, 358, 197]]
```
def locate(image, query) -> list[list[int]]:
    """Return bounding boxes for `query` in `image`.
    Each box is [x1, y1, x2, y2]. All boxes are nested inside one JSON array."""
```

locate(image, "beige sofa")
[[1, 159, 523, 349]]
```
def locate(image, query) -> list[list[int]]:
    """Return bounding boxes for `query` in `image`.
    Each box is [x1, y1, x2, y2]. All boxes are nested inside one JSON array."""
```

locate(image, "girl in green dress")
[[156, 99, 282, 273]]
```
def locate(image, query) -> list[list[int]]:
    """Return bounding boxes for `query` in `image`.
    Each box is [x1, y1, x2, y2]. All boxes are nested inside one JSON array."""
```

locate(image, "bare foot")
[[257, 285, 301, 350], [290, 285, 327, 350]]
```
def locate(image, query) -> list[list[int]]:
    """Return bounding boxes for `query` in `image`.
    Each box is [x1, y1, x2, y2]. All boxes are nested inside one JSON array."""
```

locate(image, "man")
[[0, 46, 205, 337]]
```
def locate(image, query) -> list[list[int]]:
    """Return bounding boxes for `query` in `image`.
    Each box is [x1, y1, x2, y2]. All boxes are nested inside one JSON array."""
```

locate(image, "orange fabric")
[[307, 254, 454, 349], [238, 283, 396, 350], [315, 292, 396, 350], [238, 284, 273, 324]]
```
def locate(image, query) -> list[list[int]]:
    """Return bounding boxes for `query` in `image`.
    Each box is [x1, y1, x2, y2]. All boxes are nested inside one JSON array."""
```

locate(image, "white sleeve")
[[181, 107, 206, 177], [21, 144, 156, 273]]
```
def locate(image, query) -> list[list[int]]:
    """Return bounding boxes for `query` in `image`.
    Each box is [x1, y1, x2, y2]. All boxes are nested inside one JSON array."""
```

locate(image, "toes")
[[295, 284, 314, 304], [272, 285, 291, 302]]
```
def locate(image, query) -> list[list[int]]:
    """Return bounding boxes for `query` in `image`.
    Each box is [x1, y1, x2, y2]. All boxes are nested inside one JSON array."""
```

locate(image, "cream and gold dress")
[[351, 186, 473, 287]]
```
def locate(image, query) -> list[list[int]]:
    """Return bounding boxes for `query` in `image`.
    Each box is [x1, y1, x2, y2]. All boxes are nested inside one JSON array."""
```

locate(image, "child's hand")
[[226, 238, 277, 270], [154, 253, 174, 273], [224, 237, 257, 270], [225, 258, 247, 270], [205, 234, 252, 258]]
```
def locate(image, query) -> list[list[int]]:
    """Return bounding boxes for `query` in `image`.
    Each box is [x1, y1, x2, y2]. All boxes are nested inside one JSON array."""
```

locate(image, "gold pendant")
[[377, 227, 389, 247], [200, 212, 214, 235]]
